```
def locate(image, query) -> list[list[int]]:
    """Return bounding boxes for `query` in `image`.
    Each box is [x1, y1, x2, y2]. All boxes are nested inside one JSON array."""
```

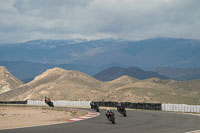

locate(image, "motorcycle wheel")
[[111, 119, 115, 124], [49, 102, 54, 107], [110, 117, 115, 124], [123, 113, 127, 117]]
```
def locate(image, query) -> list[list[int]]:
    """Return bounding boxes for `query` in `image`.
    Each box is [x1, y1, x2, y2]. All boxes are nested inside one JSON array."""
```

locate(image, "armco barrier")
[[94, 101, 162, 110], [27, 100, 161, 110], [0, 101, 27, 104]]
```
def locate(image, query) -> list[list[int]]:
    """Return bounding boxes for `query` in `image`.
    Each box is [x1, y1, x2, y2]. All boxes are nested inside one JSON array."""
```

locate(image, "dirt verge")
[[0, 105, 87, 130]]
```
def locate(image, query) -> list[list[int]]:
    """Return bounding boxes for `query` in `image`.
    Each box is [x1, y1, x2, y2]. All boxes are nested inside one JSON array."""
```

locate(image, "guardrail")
[[0, 101, 27, 104], [94, 101, 162, 110]]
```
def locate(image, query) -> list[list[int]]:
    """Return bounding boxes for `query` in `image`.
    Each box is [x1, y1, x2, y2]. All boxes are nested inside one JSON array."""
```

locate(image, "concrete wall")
[[27, 100, 91, 107], [162, 104, 200, 113]]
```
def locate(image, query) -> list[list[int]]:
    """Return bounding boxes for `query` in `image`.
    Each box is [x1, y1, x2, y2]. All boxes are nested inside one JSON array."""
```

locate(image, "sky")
[[0, 0, 200, 43]]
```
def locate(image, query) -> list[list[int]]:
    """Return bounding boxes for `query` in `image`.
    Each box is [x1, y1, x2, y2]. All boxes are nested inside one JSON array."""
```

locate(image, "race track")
[[1, 109, 200, 133]]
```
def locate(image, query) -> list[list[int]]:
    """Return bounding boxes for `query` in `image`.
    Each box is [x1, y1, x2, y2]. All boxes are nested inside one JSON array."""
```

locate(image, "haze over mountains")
[[0, 67, 199, 105], [1, 38, 200, 81]]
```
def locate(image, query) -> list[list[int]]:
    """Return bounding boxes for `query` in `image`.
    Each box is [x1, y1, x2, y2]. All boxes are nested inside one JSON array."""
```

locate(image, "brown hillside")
[[108, 75, 138, 85], [0, 67, 109, 101], [107, 79, 200, 104], [0, 66, 24, 94], [0, 67, 200, 105]]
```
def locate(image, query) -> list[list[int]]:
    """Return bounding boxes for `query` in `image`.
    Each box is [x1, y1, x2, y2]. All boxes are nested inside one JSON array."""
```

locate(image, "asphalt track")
[[1, 109, 200, 133]]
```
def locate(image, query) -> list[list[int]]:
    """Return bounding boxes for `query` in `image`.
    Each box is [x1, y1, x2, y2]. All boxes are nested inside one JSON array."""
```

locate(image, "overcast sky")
[[0, 0, 200, 43]]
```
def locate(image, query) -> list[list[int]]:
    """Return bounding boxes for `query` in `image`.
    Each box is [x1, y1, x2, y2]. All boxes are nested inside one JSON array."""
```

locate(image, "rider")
[[105, 108, 114, 119], [90, 101, 96, 109], [116, 102, 125, 112], [44, 96, 51, 103]]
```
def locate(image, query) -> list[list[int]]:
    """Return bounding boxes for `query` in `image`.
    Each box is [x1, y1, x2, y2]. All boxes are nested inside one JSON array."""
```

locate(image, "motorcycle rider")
[[105, 108, 114, 119], [44, 96, 51, 104], [90, 101, 95, 109], [44, 96, 54, 107], [116, 102, 125, 112]]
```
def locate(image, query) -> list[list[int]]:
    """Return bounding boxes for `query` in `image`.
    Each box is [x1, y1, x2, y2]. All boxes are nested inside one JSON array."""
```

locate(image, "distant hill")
[[111, 78, 200, 105], [154, 67, 200, 80], [0, 67, 200, 105], [0, 67, 110, 101], [0, 66, 24, 94], [93, 66, 169, 81]]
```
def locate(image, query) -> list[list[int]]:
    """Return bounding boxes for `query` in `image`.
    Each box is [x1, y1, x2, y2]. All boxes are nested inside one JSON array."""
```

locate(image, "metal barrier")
[[94, 101, 162, 110], [0, 101, 27, 104]]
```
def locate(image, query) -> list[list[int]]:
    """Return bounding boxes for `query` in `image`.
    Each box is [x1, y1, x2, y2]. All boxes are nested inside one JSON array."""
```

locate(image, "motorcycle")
[[94, 104, 100, 112], [90, 102, 99, 112], [107, 113, 116, 124], [90, 102, 95, 109], [117, 107, 127, 117], [45, 99, 54, 107]]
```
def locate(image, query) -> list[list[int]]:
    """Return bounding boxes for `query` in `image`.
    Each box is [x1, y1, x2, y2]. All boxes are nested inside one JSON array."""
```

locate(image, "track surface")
[[1, 109, 200, 133]]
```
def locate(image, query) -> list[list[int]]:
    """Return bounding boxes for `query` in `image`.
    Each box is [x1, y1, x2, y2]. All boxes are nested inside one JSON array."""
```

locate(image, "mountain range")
[[1, 38, 200, 68]]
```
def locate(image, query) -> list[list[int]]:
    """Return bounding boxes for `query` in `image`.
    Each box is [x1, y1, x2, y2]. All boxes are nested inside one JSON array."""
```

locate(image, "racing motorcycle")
[[90, 102, 99, 112], [107, 112, 116, 124], [94, 104, 100, 112], [45, 98, 54, 107], [117, 107, 127, 117], [90, 101, 95, 109]]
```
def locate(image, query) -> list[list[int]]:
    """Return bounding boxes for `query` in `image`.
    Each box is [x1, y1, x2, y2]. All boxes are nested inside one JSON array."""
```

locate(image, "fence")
[[162, 104, 200, 113]]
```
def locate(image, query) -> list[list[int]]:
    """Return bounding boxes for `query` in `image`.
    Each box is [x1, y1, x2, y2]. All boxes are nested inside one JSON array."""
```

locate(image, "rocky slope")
[[0, 66, 24, 94]]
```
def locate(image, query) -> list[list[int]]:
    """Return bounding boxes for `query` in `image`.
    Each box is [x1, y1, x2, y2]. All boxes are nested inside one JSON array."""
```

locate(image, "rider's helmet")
[[106, 108, 111, 112]]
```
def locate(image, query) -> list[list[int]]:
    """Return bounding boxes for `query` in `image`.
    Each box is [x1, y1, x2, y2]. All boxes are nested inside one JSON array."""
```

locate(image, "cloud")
[[0, 0, 200, 43]]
